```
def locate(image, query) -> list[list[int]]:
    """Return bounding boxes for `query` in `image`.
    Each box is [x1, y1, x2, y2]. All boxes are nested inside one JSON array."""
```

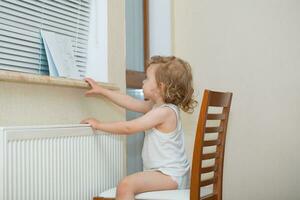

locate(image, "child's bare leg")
[[116, 170, 177, 200]]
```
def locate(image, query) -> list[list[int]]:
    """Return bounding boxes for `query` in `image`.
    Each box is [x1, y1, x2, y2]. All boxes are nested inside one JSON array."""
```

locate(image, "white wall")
[[87, 0, 108, 82], [149, 0, 172, 56], [173, 0, 300, 199]]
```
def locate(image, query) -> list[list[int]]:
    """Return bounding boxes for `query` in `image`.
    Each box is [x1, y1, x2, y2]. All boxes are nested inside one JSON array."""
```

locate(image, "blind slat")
[[4, 0, 90, 20], [0, 59, 48, 71], [0, 45, 52, 62], [0, 7, 89, 36], [0, 35, 42, 49], [0, 47, 47, 62], [0, 23, 91, 51], [0, 65, 48, 74], [0, 52, 48, 66], [0, 41, 40, 54], [0, 9, 89, 34], [53, 0, 90, 10]]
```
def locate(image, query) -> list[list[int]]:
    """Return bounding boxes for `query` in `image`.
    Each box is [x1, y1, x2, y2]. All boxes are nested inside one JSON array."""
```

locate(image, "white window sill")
[[0, 70, 119, 91]]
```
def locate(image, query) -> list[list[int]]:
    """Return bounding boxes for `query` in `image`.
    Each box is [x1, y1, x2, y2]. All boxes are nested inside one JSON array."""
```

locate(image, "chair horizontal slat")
[[207, 113, 225, 120], [205, 126, 224, 133], [202, 152, 219, 160], [200, 177, 217, 187], [208, 91, 232, 107], [203, 139, 221, 146], [201, 193, 217, 200], [201, 165, 217, 173]]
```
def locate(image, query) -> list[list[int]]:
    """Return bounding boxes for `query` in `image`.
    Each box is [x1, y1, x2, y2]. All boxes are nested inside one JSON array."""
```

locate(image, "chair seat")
[[99, 185, 213, 200]]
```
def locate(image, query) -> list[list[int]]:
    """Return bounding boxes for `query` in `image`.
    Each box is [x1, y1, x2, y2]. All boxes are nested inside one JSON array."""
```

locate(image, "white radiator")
[[0, 124, 125, 200]]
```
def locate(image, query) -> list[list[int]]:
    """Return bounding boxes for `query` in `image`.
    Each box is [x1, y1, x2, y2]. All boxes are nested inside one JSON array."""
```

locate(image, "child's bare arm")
[[85, 78, 153, 113], [81, 107, 170, 135]]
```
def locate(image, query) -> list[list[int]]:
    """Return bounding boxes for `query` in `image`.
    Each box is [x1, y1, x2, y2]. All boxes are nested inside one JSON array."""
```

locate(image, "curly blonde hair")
[[148, 56, 197, 113]]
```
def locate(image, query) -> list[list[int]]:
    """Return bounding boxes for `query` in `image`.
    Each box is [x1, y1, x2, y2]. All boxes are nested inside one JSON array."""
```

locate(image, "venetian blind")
[[0, 0, 91, 78]]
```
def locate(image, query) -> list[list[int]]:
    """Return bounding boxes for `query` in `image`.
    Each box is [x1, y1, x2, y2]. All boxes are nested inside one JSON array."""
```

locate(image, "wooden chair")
[[94, 90, 233, 200]]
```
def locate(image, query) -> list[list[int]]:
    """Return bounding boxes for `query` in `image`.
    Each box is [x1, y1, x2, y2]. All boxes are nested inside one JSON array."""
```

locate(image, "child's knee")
[[116, 178, 134, 196]]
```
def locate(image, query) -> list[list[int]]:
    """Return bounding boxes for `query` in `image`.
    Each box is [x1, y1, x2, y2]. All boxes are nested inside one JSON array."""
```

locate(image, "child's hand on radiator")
[[81, 118, 100, 130]]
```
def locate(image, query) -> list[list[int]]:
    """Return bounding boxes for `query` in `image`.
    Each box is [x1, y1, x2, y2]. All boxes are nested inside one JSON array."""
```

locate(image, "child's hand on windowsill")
[[84, 77, 105, 96], [81, 118, 101, 130]]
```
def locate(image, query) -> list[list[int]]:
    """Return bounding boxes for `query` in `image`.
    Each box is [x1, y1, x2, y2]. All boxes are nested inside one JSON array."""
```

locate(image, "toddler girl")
[[81, 56, 197, 200]]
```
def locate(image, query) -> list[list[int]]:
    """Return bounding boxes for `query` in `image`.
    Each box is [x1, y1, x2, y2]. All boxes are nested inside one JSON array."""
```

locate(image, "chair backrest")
[[190, 90, 233, 200]]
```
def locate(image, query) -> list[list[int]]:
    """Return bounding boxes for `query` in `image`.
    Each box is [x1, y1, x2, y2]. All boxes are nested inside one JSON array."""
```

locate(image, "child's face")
[[142, 65, 162, 101]]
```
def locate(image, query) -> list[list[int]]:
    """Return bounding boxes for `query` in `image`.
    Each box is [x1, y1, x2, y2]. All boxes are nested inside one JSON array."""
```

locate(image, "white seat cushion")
[[99, 186, 213, 200]]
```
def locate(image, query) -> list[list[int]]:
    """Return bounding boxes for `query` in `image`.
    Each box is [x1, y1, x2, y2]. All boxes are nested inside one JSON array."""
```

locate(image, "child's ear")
[[158, 82, 165, 91]]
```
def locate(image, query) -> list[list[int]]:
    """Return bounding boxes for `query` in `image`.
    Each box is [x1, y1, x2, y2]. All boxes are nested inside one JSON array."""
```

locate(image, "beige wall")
[[0, 0, 126, 128], [108, 0, 126, 89], [173, 0, 300, 199]]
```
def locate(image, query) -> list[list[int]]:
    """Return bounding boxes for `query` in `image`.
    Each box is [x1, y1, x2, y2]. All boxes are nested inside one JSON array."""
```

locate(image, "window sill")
[[0, 70, 119, 90]]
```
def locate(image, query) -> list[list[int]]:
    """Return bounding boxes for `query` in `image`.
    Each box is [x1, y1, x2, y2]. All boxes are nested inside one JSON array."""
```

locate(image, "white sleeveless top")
[[141, 104, 190, 177]]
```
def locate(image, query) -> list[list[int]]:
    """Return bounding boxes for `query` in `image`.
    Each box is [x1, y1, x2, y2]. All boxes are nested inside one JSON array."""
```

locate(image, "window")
[[125, 0, 149, 89], [126, 0, 172, 88], [0, 0, 91, 79]]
